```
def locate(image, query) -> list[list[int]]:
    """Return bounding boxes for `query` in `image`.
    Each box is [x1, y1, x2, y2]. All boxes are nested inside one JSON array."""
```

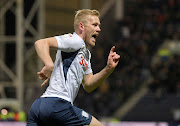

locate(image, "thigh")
[[66, 105, 92, 126], [87, 116, 103, 126], [52, 102, 93, 126], [26, 99, 41, 126]]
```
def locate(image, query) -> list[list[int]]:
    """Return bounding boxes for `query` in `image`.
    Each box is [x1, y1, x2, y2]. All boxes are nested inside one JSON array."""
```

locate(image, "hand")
[[107, 46, 120, 70], [37, 65, 53, 87]]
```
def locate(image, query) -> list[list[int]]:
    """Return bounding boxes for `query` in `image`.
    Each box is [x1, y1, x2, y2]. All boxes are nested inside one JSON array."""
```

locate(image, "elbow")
[[34, 40, 38, 47], [34, 39, 48, 50], [34, 40, 41, 49], [84, 88, 93, 93], [34, 39, 43, 47], [83, 85, 94, 93]]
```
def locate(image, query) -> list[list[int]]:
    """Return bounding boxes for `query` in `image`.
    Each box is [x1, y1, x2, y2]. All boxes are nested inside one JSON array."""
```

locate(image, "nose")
[[97, 26, 101, 32]]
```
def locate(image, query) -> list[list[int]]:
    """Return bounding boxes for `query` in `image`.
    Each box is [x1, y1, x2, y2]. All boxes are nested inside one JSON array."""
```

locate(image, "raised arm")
[[34, 37, 58, 87], [82, 46, 120, 93]]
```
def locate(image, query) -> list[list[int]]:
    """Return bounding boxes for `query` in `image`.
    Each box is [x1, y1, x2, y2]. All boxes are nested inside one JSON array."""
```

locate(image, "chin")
[[90, 43, 95, 47], [87, 40, 96, 47]]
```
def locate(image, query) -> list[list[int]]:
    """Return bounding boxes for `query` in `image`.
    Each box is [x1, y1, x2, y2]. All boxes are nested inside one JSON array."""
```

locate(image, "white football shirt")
[[41, 32, 92, 104]]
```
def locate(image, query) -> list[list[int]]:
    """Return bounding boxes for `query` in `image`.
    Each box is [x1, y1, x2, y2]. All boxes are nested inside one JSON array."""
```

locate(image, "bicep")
[[35, 37, 58, 49], [46, 37, 58, 48], [35, 37, 58, 51]]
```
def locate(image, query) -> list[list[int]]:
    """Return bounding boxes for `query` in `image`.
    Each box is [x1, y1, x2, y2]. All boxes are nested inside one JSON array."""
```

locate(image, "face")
[[83, 15, 101, 47]]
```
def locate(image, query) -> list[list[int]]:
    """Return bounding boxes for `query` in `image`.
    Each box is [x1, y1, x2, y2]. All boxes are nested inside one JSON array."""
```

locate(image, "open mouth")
[[92, 34, 98, 39], [92, 35, 97, 38]]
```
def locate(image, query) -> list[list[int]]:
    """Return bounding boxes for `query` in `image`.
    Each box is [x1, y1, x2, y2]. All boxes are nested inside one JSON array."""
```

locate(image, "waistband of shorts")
[[40, 97, 71, 104]]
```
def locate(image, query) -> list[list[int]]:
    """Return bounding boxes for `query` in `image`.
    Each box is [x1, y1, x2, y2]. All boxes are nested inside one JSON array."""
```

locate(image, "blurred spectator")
[[0, 108, 26, 122]]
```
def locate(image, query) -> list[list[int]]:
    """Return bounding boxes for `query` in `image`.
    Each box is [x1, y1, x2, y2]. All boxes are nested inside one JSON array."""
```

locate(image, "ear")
[[78, 22, 84, 32]]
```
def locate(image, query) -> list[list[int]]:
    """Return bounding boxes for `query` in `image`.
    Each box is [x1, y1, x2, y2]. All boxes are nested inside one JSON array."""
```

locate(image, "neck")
[[76, 31, 90, 49], [75, 30, 85, 41]]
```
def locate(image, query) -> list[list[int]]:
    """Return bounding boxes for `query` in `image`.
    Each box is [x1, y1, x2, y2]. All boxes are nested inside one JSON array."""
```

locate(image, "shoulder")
[[55, 33, 85, 52], [72, 32, 85, 47]]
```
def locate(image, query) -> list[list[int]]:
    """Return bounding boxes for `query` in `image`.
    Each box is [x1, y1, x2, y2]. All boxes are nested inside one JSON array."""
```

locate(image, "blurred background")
[[0, 0, 180, 125]]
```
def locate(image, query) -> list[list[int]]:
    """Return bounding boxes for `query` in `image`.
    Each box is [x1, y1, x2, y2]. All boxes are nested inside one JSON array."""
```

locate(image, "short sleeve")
[[55, 33, 84, 52]]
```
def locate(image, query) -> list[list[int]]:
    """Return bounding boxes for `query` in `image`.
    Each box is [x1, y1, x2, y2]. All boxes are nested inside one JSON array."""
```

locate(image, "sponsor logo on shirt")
[[79, 56, 88, 71]]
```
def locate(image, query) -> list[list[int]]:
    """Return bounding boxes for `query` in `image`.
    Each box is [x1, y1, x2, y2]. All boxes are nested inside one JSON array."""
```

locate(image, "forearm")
[[34, 39, 54, 68], [83, 65, 114, 93], [83, 46, 120, 93]]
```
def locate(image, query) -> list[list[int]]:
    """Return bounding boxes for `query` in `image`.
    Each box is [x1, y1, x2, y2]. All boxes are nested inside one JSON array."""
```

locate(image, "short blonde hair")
[[74, 9, 100, 31]]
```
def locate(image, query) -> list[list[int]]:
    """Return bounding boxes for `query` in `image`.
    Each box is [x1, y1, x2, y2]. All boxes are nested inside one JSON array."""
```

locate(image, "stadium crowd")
[[75, 0, 180, 119], [1, 0, 180, 122]]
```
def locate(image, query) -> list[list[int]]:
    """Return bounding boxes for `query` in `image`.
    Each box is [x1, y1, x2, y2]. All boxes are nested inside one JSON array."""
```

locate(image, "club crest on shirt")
[[79, 56, 88, 71], [81, 110, 89, 120]]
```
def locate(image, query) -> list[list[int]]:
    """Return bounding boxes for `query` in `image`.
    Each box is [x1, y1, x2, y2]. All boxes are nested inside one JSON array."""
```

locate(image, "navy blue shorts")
[[26, 97, 92, 126]]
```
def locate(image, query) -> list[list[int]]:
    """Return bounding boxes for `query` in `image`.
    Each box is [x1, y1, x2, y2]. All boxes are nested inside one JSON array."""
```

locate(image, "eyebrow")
[[93, 22, 101, 26]]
